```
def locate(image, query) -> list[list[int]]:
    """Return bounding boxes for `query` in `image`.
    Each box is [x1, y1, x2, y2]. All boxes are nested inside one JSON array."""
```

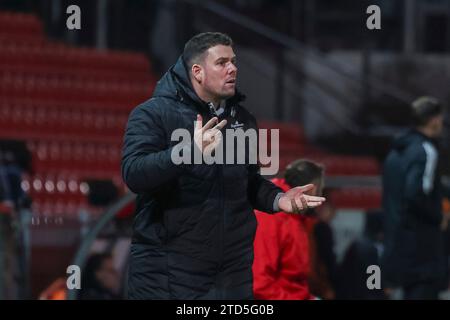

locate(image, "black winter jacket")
[[381, 129, 447, 287], [121, 56, 282, 299]]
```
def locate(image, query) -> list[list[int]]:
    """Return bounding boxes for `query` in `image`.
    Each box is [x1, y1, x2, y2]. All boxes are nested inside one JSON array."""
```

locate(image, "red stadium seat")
[[329, 188, 382, 210]]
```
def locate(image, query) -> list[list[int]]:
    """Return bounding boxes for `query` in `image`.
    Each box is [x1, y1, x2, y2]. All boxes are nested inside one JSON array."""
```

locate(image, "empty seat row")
[[30, 199, 106, 219], [0, 11, 43, 37], [27, 140, 122, 173], [0, 103, 129, 138], [0, 11, 145, 218], [0, 75, 152, 104], [278, 153, 380, 176], [328, 188, 382, 210], [0, 98, 136, 112], [0, 42, 150, 72], [259, 121, 307, 145], [309, 155, 380, 175], [0, 65, 155, 85], [0, 34, 46, 46]]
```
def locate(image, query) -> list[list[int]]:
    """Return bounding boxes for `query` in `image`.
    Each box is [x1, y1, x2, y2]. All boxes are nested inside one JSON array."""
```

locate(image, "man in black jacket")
[[382, 96, 448, 299], [121, 32, 325, 299]]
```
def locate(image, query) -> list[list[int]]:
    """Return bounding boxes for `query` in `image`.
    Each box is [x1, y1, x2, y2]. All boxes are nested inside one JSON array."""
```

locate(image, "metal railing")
[[66, 192, 135, 300], [177, 0, 415, 135], [185, 0, 414, 103]]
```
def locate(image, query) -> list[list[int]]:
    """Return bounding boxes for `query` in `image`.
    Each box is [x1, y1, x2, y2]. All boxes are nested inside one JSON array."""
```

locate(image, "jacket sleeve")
[[253, 213, 312, 300], [404, 143, 442, 226], [121, 103, 185, 194], [247, 165, 283, 213], [245, 112, 283, 213]]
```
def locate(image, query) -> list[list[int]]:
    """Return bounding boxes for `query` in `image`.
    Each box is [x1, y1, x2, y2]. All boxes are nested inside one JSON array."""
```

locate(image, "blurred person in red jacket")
[[253, 159, 324, 300]]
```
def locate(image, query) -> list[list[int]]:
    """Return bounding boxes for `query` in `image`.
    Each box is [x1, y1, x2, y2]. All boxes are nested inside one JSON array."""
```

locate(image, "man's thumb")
[[297, 184, 314, 193]]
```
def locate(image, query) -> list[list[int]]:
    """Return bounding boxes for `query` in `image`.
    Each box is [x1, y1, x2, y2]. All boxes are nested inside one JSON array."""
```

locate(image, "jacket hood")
[[152, 55, 246, 111], [391, 129, 434, 151]]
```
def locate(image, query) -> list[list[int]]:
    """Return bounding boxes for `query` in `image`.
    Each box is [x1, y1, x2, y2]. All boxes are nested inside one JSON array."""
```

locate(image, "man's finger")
[[291, 198, 300, 214], [213, 119, 227, 131], [295, 184, 314, 193], [303, 195, 326, 202], [202, 117, 218, 132], [300, 195, 308, 210], [306, 200, 325, 206], [209, 131, 223, 149], [213, 129, 223, 141], [207, 120, 228, 138], [294, 196, 305, 212], [195, 114, 202, 131], [306, 202, 323, 208]]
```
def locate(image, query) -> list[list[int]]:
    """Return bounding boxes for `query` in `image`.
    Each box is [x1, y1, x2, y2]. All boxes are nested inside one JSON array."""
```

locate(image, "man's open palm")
[[278, 184, 326, 214]]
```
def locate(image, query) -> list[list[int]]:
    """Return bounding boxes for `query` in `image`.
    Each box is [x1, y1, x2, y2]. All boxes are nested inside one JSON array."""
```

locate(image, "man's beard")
[[217, 89, 235, 100]]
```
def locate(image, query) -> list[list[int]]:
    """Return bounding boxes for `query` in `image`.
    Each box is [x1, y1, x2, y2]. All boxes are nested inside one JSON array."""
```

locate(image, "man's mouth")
[[225, 79, 236, 85]]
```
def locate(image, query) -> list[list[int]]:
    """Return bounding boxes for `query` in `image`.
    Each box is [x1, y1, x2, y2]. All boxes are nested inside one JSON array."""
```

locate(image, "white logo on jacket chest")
[[230, 120, 244, 130]]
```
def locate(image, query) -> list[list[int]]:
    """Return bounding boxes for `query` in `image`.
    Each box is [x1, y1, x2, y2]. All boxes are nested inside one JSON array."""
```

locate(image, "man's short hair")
[[411, 96, 443, 126], [183, 32, 233, 71], [284, 159, 324, 188]]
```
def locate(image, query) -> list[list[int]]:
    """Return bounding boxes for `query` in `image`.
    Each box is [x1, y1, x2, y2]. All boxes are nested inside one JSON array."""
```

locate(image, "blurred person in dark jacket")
[[78, 253, 121, 300], [382, 96, 449, 300], [337, 210, 387, 300], [308, 199, 338, 300]]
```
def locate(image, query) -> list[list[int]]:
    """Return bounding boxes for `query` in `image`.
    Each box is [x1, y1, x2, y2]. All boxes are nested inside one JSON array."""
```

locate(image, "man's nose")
[[228, 62, 237, 74]]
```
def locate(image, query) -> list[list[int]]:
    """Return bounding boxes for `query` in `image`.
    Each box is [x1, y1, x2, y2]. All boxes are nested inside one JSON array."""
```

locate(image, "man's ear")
[[191, 64, 203, 83]]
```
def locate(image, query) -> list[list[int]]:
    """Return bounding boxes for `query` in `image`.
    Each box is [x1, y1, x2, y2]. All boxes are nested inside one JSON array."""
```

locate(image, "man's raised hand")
[[194, 114, 227, 155], [278, 184, 326, 214]]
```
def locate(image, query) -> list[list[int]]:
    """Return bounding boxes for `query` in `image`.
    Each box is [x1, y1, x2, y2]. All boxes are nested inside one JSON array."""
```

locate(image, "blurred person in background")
[[382, 96, 449, 300], [443, 198, 450, 297], [337, 209, 387, 300], [78, 252, 121, 300], [253, 159, 324, 300], [0, 142, 31, 299], [308, 198, 338, 300]]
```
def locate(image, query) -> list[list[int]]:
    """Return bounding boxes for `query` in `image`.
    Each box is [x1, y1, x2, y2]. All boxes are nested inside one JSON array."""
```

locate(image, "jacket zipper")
[[217, 106, 230, 300], [217, 162, 225, 299], [206, 102, 226, 299]]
